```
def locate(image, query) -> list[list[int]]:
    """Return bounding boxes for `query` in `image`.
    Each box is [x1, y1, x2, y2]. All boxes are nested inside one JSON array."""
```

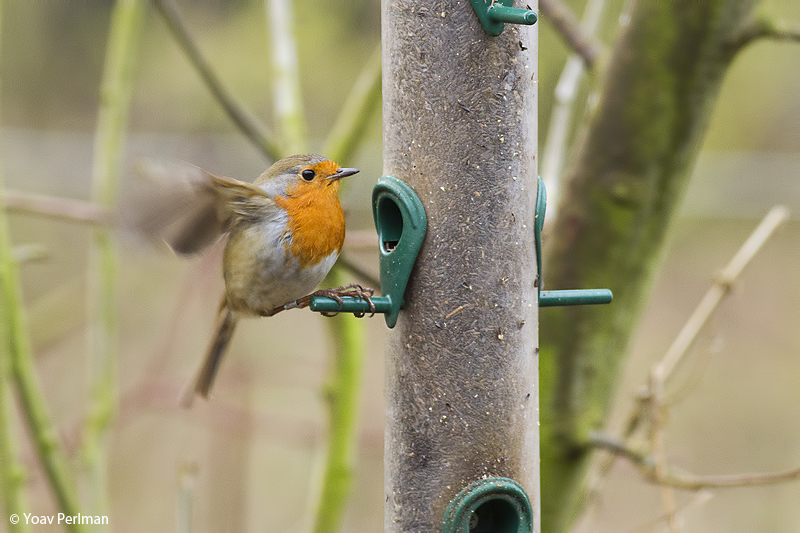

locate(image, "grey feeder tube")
[[382, 0, 539, 531]]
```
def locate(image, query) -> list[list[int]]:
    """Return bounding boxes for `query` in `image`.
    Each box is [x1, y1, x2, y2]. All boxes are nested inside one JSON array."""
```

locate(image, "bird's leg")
[[278, 283, 376, 317], [319, 283, 376, 317]]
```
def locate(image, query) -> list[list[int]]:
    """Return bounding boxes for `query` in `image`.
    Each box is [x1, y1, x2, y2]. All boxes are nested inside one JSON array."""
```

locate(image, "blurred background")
[[0, 0, 798, 531]]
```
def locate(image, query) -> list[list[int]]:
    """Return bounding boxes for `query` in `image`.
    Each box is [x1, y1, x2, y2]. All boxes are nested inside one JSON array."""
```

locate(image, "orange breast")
[[274, 184, 345, 268]]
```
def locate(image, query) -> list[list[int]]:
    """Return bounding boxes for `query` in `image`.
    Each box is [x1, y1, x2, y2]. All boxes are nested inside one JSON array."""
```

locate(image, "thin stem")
[[336, 254, 380, 290], [539, 0, 603, 67], [84, 0, 145, 522], [323, 42, 382, 164], [657, 205, 790, 380], [175, 460, 198, 533], [0, 3, 31, 525], [0, 0, 82, 525], [154, 0, 282, 161], [540, 0, 606, 221], [648, 370, 678, 532], [307, 41, 381, 527], [0, 132, 85, 530], [313, 268, 366, 533], [584, 206, 791, 516], [591, 432, 800, 491], [728, 15, 800, 53], [266, 0, 307, 153], [3, 190, 111, 226]]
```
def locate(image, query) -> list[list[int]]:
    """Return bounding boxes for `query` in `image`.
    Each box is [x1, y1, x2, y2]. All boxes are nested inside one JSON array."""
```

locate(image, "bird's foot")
[[288, 283, 376, 317]]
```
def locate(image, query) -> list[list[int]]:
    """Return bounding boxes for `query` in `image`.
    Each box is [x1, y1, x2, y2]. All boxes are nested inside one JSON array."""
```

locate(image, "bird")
[[137, 153, 367, 407]]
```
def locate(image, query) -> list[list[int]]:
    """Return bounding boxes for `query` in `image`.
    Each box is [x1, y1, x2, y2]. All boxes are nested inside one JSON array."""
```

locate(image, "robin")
[[142, 153, 370, 407]]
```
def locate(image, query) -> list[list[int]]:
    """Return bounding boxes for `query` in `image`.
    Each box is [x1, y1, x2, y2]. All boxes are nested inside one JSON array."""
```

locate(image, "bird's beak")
[[328, 167, 360, 181]]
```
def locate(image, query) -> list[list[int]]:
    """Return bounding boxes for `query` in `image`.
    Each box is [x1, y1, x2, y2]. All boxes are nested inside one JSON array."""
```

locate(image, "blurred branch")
[[0, 1, 82, 527], [314, 268, 367, 533], [656, 205, 789, 382], [84, 0, 145, 522], [176, 460, 198, 533], [539, 0, 603, 67], [540, 0, 606, 222], [647, 370, 677, 532], [266, 0, 307, 153], [12, 244, 48, 265], [154, 0, 282, 161], [540, 0, 797, 525], [0, 367, 29, 532], [323, 42, 382, 163], [3, 190, 111, 225], [337, 254, 380, 290], [728, 15, 800, 52], [323, 42, 383, 286], [0, 173, 84, 532], [583, 206, 791, 519], [590, 433, 800, 490], [0, 80, 31, 528], [628, 491, 714, 533]]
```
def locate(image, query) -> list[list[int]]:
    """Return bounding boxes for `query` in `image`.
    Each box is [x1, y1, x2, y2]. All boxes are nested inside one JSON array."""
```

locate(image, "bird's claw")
[[303, 283, 376, 318]]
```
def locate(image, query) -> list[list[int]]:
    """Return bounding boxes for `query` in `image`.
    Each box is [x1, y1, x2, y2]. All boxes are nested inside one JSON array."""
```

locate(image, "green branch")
[[313, 268, 367, 533], [311, 35, 382, 533], [84, 0, 145, 522], [266, 0, 308, 153], [154, 0, 282, 161], [727, 13, 800, 52], [323, 42, 382, 163], [0, 2, 30, 528], [0, 147, 84, 531], [0, 0, 81, 526]]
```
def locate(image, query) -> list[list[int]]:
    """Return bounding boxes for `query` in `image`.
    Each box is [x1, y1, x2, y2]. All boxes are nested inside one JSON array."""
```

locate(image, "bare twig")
[[590, 432, 800, 491], [728, 15, 800, 53], [659, 466, 800, 491], [627, 205, 789, 441], [539, 0, 603, 67], [658, 206, 790, 381], [627, 491, 713, 533], [583, 206, 791, 519], [153, 0, 282, 161], [3, 190, 111, 225], [540, 0, 606, 220], [84, 0, 146, 522], [648, 370, 678, 531]]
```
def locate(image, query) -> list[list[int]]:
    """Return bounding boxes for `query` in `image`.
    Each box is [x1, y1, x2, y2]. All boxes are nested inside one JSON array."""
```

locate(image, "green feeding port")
[[309, 176, 427, 327], [443, 477, 534, 533], [535, 176, 613, 308], [469, 0, 537, 36]]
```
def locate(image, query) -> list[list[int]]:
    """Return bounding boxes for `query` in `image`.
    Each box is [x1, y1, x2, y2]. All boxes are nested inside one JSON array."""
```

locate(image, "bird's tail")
[[179, 302, 238, 408]]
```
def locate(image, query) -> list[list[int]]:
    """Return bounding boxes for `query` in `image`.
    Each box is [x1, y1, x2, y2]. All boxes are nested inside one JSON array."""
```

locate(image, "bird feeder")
[[306, 2, 613, 531]]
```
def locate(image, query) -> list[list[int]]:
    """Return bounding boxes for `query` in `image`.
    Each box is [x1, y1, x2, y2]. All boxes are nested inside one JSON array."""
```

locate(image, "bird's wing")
[[126, 159, 228, 255], [126, 160, 280, 255], [209, 173, 279, 222]]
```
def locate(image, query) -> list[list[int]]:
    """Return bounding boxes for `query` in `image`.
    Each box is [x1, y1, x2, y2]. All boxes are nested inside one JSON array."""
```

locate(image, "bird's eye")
[[301, 169, 316, 181]]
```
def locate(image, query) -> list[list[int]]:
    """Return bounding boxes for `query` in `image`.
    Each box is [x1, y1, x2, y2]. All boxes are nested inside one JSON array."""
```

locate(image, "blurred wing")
[[125, 160, 227, 255], [125, 160, 279, 255], [209, 174, 278, 222]]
